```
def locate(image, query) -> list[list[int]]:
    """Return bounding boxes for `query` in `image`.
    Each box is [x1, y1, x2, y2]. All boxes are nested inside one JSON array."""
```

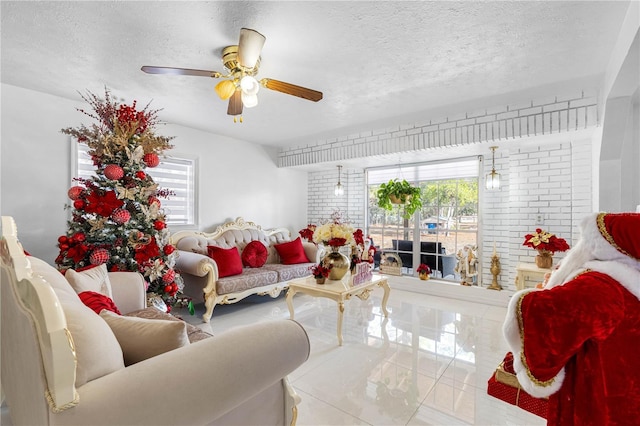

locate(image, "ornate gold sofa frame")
[[171, 217, 319, 322]]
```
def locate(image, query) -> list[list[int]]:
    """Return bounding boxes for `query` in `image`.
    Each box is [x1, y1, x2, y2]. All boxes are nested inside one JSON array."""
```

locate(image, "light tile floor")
[[175, 284, 545, 426], [1, 282, 546, 426]]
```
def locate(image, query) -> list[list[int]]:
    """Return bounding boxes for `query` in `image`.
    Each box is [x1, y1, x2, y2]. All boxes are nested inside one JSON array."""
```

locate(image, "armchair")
[[1, 216, 310, 425]]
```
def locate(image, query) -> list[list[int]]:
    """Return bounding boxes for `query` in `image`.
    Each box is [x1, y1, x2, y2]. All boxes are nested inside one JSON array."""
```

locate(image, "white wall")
[[1, 84, 308, 264], [163, 123, 308, 233]]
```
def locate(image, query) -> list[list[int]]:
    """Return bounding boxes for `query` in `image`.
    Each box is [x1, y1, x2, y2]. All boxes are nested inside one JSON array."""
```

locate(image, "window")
[[366, 158, 479, 282], [75, 144, 197, 226]]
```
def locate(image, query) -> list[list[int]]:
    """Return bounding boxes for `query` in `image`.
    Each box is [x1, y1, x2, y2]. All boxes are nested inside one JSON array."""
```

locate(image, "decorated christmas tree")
[[55, 88, 187, 312]]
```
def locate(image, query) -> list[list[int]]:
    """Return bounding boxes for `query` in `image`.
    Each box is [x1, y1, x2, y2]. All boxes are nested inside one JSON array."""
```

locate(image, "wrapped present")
[[487, 352, 548, 419]]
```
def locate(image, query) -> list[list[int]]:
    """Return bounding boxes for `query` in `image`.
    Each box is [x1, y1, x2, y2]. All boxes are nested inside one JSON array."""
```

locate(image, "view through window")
[[366, 158, 479, 283]]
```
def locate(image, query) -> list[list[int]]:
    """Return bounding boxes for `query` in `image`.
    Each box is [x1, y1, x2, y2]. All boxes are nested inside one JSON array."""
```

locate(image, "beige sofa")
[[1, 216, 310, 426], [172, 217, 319, 322]]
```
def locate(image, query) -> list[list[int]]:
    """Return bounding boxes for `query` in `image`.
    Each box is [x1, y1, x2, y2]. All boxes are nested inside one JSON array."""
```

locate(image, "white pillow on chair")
[[65, 264, 113, 298]]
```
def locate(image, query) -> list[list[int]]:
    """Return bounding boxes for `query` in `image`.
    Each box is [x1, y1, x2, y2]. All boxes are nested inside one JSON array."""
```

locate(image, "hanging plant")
[[376, 179, 422, 219]]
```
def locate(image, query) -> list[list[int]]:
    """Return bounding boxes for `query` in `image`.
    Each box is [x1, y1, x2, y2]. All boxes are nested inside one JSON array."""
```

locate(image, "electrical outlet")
[[535, 214, 544, 225]]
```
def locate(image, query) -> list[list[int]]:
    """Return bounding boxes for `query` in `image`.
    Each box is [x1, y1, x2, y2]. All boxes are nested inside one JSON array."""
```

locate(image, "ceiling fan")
[[141, 28, 323, 122]]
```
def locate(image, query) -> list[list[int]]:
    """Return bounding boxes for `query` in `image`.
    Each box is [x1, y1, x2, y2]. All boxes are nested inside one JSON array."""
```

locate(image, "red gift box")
[[487, 354, 548, 419]]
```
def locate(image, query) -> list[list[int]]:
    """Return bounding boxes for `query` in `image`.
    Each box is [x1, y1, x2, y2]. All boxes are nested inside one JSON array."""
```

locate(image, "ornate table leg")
[[286, 287, 297, 320], [378, 280, 391, 317], [337, 300, 345, 346]]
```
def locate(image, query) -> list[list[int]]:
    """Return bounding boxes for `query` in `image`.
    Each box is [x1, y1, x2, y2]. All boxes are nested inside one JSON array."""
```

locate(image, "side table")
[[515, 263, 552, 290]]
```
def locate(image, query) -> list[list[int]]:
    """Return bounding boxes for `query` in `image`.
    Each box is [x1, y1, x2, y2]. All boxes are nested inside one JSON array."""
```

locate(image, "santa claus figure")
[[503, 212, 640, 425]]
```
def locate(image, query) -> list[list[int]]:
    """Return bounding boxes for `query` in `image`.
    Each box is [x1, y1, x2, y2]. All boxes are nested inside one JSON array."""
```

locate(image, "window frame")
[[365, 157, 480, 283]]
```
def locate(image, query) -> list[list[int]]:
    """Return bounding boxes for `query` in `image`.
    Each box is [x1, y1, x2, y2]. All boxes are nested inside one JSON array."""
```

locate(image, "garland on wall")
[[55, 88, 189, 312]]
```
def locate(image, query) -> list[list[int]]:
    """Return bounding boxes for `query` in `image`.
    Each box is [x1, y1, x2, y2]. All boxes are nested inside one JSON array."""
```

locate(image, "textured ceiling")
[[0, 1, 631, 148]]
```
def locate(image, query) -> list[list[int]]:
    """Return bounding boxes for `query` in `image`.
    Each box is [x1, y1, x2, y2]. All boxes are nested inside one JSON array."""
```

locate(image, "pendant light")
[[485, 146, 501, 190], [334, 165, 344, 196]]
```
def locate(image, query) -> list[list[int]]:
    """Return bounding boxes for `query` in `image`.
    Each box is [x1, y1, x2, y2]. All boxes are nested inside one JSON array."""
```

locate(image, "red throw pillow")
[[78, 291, 122, 315], [274, 238, 310, 265], [242, 241, 268, 268], [207, 246, 243, 278]]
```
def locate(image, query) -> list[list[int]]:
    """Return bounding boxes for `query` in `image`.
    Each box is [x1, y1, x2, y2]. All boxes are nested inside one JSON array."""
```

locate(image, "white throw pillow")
[[29, 257, 124, 387], [65, 264, 113, 298], [100, 310, 190, 366]]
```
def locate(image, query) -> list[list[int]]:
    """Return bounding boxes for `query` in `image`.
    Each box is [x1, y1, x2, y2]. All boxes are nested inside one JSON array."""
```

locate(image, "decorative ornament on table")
[[523, 228, 570, 269], [417, 263, 431, 280], [310, 263, 332, 284], [313, 210, 355, 280], [54, 88, 188, 313]]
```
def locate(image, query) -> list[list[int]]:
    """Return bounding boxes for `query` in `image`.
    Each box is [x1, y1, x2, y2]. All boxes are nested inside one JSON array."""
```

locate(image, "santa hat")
[[546, 212, 640, 299]]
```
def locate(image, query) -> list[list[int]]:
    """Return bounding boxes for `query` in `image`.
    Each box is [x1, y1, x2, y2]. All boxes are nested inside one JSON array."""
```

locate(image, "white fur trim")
[[514, 355, 565, 398]]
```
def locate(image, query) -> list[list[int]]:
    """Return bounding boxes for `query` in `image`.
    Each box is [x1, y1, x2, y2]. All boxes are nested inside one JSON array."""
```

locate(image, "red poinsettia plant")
[[310, 263, 332, 279], [416, 263, 432, 274], [523, 228, 570, 254], [299, 224, 316, 242]]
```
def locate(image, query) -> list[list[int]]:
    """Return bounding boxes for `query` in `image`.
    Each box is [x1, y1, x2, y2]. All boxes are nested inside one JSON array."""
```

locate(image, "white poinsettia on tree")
[[55, 88, 190, 312]]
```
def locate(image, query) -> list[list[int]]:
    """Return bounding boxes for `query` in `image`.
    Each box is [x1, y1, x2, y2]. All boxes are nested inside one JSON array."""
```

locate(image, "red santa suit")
[[503, 212, 640, 425]]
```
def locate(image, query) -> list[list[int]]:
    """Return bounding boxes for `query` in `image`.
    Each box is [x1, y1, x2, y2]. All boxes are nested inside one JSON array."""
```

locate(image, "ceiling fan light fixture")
[[241, 92, 259, 108], [215, 80, 236, 100], [240, 76, 260, 95], [237, 28, 266, 69]]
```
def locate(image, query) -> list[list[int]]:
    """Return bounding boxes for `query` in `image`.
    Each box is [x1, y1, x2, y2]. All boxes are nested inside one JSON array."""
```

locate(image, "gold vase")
[[323, 247, 350, 280], [419, 272, 430, 280], [535, 250, 553, 269]]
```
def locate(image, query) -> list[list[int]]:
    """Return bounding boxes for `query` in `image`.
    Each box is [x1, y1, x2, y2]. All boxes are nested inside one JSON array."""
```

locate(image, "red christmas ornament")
[[68, 186, 84, 200], [148, 196, 161, 206], [111, 208, 131, 224], [135, 171, 146, 180], [163, 245, 175, 255], [153, 220, 166, 230], [73, 232, 86, 242], [166, 305, 171, 313], [143, 153, 160, 168], [104, 164, 124, 180], [89, 248, 110, 265], [73, 199, 85, 210], [162, 269, 176, 284], [58, 235, 69, 244], [163, 284, 173, 293]]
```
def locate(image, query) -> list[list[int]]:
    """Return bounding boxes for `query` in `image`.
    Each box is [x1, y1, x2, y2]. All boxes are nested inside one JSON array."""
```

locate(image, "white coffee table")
[[286, 274, 390, 346]]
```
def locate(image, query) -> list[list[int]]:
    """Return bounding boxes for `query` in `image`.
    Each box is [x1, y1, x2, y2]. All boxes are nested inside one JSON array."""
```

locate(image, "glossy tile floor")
[[1, 282, 546, 426], [176, 283, 545, 426]]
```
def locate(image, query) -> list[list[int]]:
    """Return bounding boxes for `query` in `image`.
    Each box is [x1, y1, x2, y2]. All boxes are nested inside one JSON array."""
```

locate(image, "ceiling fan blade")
[[227, 90, 243, 116], [260, 78, 323, 102], [236, 28, 265, 69], [141, 66, 221, 78]]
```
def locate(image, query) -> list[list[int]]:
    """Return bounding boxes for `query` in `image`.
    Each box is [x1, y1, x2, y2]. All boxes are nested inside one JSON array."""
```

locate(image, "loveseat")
[[171, 217, 319, 322], [1, 216, 310, 425]]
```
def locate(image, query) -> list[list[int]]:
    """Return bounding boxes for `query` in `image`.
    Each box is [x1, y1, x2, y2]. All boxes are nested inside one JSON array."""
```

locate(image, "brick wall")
[[290, 92, 596, 289], [279, 91, 597, 167]]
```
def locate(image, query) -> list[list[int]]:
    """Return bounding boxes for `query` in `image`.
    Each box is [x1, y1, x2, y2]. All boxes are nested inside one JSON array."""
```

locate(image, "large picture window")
[[366, 158, 479, 283], [75, 144, 197, 226]]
